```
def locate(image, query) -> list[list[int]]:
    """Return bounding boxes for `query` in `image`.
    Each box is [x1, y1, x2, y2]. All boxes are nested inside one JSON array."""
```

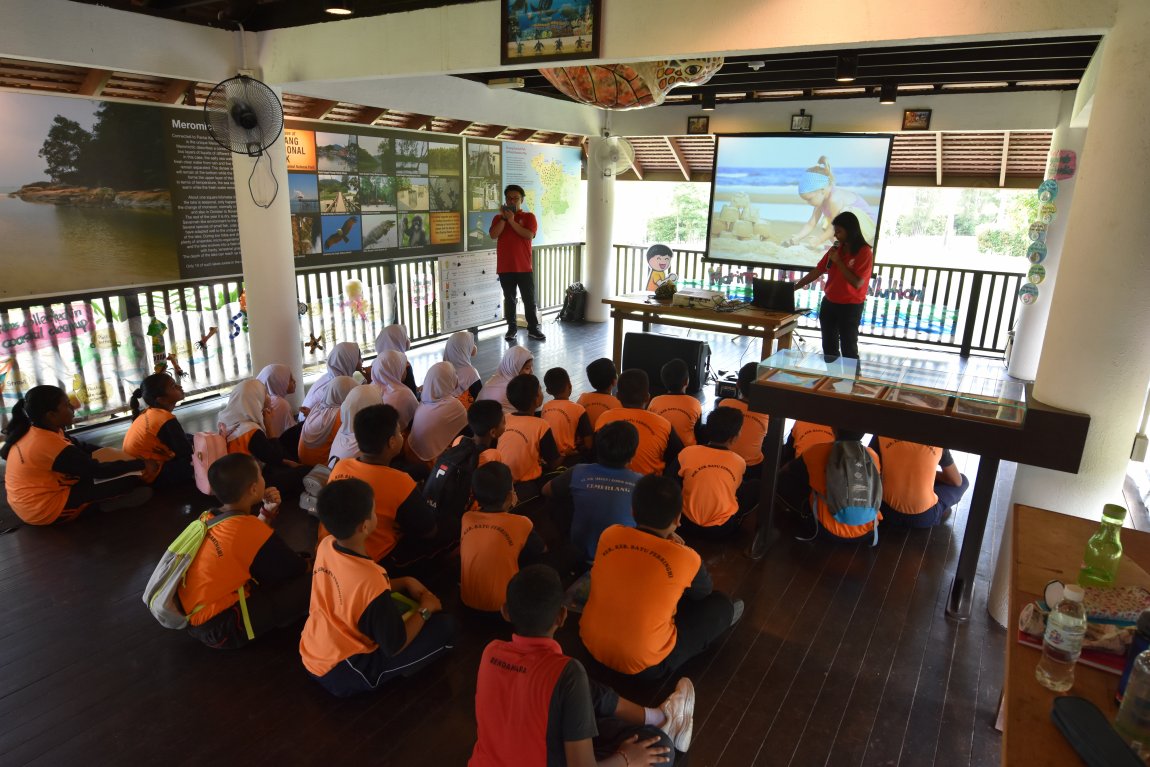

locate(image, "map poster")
[[501, 142, 585, 247]]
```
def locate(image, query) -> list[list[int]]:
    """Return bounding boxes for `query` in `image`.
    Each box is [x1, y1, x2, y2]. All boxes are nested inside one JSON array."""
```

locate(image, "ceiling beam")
[[359, 107, 387, 125], [77, 68, 111, 97], [162, 79, 193, 104], [305, 99, 339, 120], [665, 137, 692, 181], [936, 132, 944, 186], [407, 114, 435, 131], [999, 130, 1011, 187], [629, 154, 645, 181]]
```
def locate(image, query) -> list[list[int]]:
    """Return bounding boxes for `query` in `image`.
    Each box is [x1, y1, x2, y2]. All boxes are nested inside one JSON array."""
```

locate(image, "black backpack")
[[818, 441, 883, 546], [559, 282, 587, 323], [423, 437, 481, 529]]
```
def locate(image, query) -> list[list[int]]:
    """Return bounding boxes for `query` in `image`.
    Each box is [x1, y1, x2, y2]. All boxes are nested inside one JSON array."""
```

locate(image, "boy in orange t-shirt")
[[300, 477, 455, 697], [325, 404, 440, 570], [500, 375, 561, 500], [577, 358, 622, 429], [541, 367, 593, 462], [715, 362, 771, 475], [596, 369, 683, 477], [580, 475, 742, 680], [460, 462, 546, 611], [678, 407, 758, 540], [178, 453, 311, 649], [648, 359, 703, 448]]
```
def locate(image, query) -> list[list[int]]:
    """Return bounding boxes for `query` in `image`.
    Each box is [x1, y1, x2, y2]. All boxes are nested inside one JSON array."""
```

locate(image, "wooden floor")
[[0, 316, 1009, 767]]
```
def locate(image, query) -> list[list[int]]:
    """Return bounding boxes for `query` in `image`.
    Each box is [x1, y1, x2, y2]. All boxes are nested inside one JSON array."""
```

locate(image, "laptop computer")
[[752, 278, 805, 313]]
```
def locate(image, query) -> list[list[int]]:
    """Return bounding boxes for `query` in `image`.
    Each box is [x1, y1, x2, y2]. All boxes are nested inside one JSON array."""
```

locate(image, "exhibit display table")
[[748, 349, 1090, 619], [1004, 504, 1150, 765], [601, 294, 803, 366]]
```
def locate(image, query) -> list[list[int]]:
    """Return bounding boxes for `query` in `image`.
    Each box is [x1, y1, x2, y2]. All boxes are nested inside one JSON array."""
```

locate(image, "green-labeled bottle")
[[1078, 503, 1127, 588]]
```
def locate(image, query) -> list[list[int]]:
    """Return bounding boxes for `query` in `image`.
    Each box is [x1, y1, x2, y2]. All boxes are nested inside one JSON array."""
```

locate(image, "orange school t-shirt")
[[791, 421, 834, 459], [718, 398, 770, 466], [541, 399, 588, 455], [460, 510, 535, 611], [323, 458, 417, 561], [577, 391, 622, 429], [499, 414, 552, 482], [648, 394, 702, 447], [678, 445, 746, 527], [121, 408, 177, 483], [179, 512, 273, 625], [580, 525, 702, 673], [595, 407, 673, 476], [3, 427, 81, 525], [876, 437, 943, 515], [802, 442, 883, 539]]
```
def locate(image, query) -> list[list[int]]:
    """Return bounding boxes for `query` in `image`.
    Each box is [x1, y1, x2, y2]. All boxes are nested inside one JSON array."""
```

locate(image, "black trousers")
[[818, 298, 865, 359], [312, 613, 457, 697], [499, 272, 540, 331], [187, 571, 312, 649]]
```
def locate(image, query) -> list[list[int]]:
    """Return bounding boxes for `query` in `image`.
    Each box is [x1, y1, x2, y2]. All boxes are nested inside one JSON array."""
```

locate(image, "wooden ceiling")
[[0, 55, 1053, 185]]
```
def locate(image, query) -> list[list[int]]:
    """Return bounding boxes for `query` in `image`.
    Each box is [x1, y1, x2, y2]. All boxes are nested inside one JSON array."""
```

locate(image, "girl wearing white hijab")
[[477, 346, 534, 413], [256, 364, 297, 439], [443, 330, 482, 402], [298, 376, 357, 466], [374, 324, 418, 394], [408, 362, 468, 462], [371, 351, 419, 431], [300, 342, 362, 417], [217, 379, 290, 468], [327, 384, 384, 463]]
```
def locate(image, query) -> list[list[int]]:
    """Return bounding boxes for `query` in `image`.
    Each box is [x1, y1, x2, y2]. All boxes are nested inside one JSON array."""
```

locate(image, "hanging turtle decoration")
[[539, 57, 724, 110]]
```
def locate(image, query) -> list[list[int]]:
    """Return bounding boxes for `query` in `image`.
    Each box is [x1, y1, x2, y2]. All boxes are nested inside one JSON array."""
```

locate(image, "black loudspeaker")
[[622, 332, 711, 394]]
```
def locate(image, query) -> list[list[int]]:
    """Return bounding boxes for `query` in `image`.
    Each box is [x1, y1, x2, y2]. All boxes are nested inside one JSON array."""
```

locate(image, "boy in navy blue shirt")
[[543, 421, 642, 567]]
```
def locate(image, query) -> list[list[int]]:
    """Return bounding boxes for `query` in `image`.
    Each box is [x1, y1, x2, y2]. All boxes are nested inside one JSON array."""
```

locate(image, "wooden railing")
[[612, 245, 1023, 356], [0, 244, 582, 429]]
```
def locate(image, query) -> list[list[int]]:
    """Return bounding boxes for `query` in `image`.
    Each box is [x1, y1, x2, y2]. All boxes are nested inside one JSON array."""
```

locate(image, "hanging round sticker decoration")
[[1039, 202, 1057, 224], [1027, 241, 1047, 264], [1028, 221, 1048, 242], [1028, 265, 1046, 284], [1018, 283, 1039, 304], [1038, 179, 1059, 202]]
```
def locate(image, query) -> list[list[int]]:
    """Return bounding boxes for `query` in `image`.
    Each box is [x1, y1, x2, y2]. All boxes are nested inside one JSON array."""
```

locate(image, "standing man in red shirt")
[[490, 184, 547, 342], [791, 211, 873, 359]]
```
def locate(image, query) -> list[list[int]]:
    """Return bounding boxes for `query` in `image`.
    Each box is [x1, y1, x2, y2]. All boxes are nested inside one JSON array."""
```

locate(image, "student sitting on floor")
[[300, 341, 362, 418], [577, 357, 622, 429], [471, 565, 692, 766], [477, 346, 534, 414], [778, 427, 883, 542], [782, 420, 835, 464], [177, 453, 311, 649], [371, 351, 419, 433], [580, 475, 742, 680], [460, 462, 547, 612], [541, 367, 593, 462], [122, 372, 193, 486], [297, 376, 357, 467], [2, 385, 154, 525], [648, 359, 703, 447], [217, 380, 301, 483], [443, 329, 483, 407], [407, 361, 469, 466], [678, 407, 758, 541], [375, 324, 419, 394], [327, 384, 384, 463], [325, 404, 440, 567], [256, 364, 302, 455], [714, 362, 771, 475], [871, 436, 969, 528], [500, 374, 561, 499], [455, 399, 507, 467], [300, 477, 456, 697], [543, 420, 642, 566], [596, 369, 683, 478]]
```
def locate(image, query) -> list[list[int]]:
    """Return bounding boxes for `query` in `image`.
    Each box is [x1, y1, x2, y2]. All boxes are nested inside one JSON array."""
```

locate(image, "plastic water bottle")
[[1115, 649, 1150, 758], [1078, 503, 1126, 588], [1118, 611, 1150, 703], [1035, 583, 1087, 692]]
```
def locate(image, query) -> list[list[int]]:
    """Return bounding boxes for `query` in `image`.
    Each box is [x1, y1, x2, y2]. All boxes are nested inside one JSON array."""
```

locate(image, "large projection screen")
[[704, 133, 894, 269]]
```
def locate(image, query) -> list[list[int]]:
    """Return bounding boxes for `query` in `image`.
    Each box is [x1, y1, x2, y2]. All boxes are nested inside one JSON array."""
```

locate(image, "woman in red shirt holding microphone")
[[791, 211, 873, 360]]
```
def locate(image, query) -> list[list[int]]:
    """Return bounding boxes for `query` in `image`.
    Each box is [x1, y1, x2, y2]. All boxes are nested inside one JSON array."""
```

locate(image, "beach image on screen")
[[706, 134, 892, 268]]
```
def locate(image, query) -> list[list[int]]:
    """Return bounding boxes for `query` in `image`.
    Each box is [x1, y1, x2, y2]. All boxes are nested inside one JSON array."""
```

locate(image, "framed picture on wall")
[[502, 0, 601, 65], [687, 116, 710, 135], [902, 109, 932, 131], [790, 111, 812, 132]]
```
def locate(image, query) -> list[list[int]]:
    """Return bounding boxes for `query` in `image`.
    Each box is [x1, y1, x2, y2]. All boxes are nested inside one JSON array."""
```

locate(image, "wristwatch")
[[418, 607, 432, 621]]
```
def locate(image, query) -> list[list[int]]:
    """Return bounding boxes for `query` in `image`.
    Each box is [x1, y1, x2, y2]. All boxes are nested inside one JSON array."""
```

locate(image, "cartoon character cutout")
[[645, 244, 677, 292], [342, 279, 370, 322]]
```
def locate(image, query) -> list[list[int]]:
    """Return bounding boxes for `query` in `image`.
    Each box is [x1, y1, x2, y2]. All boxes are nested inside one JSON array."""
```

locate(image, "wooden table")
[[1004, 504, 1150, 765], [601, 294, 803, 367]]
